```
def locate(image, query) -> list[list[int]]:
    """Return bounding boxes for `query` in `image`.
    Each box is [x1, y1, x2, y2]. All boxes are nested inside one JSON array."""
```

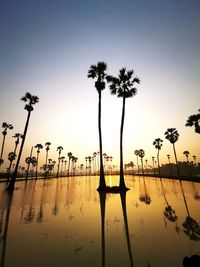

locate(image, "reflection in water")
[[179, 180, 200, 241], [139, 176, 151, 205], [0, 176, 200, 267]]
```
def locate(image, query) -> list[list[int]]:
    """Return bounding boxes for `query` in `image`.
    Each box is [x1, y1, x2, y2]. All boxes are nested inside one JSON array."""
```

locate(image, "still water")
[[0, 176, 200, 267]]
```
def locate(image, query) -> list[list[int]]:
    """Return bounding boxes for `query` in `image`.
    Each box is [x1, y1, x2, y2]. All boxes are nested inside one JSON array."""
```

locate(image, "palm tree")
[[107, 68, 140, 189], [185, 109, 200, 134], [153, 138, 163, 176], [183, 150, 190, 162], [0, 122, 13, 166], [7, 92, 39, 190], [44, 142, 51, 178], [152, 156, 155, 175], [134, 150, 140, 174], [193, 155, 197, 166], [167, 154, 172, 176], [138, 149, 145, 175], [164, 128, 180, 177], [34, 144, 43, 179], [88, 62, 107, 191], [56, 146, 63, 177], [67, 152, 72, 176]]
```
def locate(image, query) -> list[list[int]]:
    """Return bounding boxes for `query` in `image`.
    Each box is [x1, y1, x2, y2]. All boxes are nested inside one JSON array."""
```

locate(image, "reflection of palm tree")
[[34, 144, 43, 179], [120, 192, 134, 267], [180, 180, 200, 241], [185, 108, 200, 134], [99, 191, 106, 267], [88, 62, 107, 191], [153, 138, 163, 176], [107, 68, 140, 190], [160, 178, 177, 223], [0, 122, 13, 166], [139, 176, 151, 205], [7, 93, 39, 190], [0, 191, 13, 267], [164, 128, 180, 177]]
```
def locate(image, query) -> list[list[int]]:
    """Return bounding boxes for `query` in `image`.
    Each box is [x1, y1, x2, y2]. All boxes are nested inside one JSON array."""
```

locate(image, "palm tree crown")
[[185, 109, 200, 134], [2, 122, 14, 135], [88, 62, 107, 92], [153, 138, 163, 150], [106, 68, 140, 98], [164, 128, 179, 143], [21, 92, 39, 112]]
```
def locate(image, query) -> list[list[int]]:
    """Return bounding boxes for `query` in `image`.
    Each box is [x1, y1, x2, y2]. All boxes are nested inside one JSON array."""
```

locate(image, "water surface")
[[0, 176, 200, 267]]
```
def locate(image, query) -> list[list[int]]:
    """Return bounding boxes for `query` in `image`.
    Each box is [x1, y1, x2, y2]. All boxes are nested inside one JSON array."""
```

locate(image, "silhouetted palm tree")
[[134, 150, 140, 174], [7, 93, 39, 190], [185, 109, 200, 134], [56, 146, 63, 177], [7, 133, 23, 174], [34, 144, 43, 179], [67, 152, 72, 176], [107, 68, 140, 189], [44, 142, 51, 178], [88, 62, 107, 190], [192, 155, 197, 166], [167, 154, 172, 176], [153, 138, 163, 176], [152, 156, 155, 175], [0, 122, 13, 166], [183, 151, 190, 162], [164, 128, 180, 177], [138, 149, 145, 175]]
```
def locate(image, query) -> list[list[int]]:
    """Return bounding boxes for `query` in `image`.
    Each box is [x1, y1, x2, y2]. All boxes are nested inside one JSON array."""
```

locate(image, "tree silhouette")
[[153, 138, 163, 176], [88, 62, 107, 191], [44, 142, 51, 178], [56, 146, 63, 177], [107, 68, 140, 190], [164, 128, 180, 177], [7, 133, 23, 175], [134, 150, 140, 174], [67, 152, 72, 176], [7, 92, 39, 190], [138, 149, 145, 175], [185, 109, 200, 134], [0, 122, 13, 166], [34, 144, 43, 179]]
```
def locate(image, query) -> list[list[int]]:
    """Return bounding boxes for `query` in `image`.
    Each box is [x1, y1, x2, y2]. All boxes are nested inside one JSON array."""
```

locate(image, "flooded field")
[[0, 175, 200, 267]]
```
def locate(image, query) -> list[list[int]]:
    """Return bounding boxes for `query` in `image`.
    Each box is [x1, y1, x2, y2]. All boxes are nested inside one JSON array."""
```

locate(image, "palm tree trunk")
[[6, 111, 31, 190], [173, 143, 180, 177], [0, 135, 6, 161], [157, 149, 161, 177], [97, 90, 106, 190], [119, 96, 127, 189], [35, 152, 39, 179]]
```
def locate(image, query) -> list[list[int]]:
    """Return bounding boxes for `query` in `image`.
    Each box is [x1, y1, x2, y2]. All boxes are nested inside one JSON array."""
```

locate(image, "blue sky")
[[0, 0, 200, 169]]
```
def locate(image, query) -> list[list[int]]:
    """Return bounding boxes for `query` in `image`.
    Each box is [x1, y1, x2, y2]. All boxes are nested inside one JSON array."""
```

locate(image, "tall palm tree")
[[107, 68, 140, 190], [67, 152, 72, 176], [166, 154, 172, 176], [164, 128, 180, 177], [34, 144, 43, 179], [183, 150, 190, 162], [88, 62, 107, 191], [153, 138, 163, 176], [7, 133, 23, 175], [138, 149, 145, 175], [56, 146, 63, 177], [185, 109, 200, 134], [134, 150, 140, 174], [152, 156, 155, 175], [7, 92, 39, 190], [0, 122, 13, 165], [44, 142, 51, 178]]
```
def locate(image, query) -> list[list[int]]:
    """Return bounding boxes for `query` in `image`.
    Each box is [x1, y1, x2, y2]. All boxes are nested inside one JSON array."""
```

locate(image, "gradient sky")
[[0, 0, 200, 170]]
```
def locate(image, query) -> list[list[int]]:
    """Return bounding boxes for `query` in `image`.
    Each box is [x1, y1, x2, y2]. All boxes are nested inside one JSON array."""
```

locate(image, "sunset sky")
[[0, 0, 200, 170]]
